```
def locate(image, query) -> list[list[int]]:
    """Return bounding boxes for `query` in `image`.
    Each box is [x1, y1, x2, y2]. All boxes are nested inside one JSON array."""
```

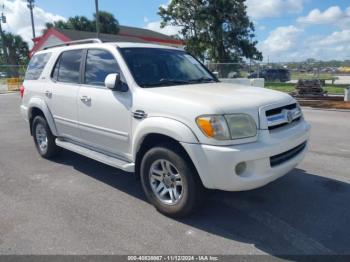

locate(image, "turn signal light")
[[196, 118, 214, 137]]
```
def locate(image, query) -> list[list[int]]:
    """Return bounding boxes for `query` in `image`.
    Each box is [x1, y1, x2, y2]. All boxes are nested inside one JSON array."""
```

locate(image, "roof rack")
[[43, 38, 103, 50]]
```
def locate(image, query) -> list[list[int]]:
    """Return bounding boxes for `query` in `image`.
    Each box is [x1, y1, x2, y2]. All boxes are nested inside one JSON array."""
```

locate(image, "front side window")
[[25, 52, 51, 80], [84, 49, 120, 86], [57, 50, 83, 83], [119, 48, 216, 88]]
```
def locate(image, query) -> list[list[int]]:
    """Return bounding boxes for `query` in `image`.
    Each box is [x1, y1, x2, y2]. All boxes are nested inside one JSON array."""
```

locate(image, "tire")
[[32, 116, 59, 158], [140, 144, 204, 217]]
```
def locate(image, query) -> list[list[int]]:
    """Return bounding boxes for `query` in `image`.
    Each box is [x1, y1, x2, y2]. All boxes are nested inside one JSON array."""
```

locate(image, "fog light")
[[235, 162, 247, 176]]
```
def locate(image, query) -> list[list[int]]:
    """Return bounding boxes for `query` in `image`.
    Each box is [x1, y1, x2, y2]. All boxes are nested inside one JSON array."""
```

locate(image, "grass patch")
[[290, 72, 337, 81], [265, 82, 347, 95]]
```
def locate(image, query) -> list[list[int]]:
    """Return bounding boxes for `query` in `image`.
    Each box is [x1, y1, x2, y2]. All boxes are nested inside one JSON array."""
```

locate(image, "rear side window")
[[56, 50, 83, 83], [25, 53, 51, 80], [84, 49, 120, 86]]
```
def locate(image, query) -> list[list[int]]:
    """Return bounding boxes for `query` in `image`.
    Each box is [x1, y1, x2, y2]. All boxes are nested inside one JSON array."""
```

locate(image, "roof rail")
[[43, 38, 103, 50]]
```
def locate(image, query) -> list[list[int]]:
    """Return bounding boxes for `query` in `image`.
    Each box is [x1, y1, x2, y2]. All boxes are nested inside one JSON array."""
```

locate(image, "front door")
[[77, 48, 132, 160]]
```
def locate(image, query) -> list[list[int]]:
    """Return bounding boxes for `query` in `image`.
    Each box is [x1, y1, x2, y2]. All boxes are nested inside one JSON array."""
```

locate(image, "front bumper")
[[181, 120, 310, 191]]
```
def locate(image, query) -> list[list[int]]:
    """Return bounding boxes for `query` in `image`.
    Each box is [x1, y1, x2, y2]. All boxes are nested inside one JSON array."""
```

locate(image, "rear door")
[[77, 48, 132, 159], [48, 49, 83, 141]]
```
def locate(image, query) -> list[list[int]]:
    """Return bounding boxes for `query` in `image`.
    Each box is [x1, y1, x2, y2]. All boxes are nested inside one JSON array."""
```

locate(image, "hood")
[[134, 82, 295, 128]]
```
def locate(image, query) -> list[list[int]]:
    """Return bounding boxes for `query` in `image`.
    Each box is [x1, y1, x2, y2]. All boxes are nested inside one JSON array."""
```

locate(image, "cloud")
[[2, 0, 66, 46], [144, 20, 182, 36], [259, 4, 350, 61], [247, 0, 304, 19], [317, 29, 350, 47], [306, 30, 350, 60], [143, 1, 181, 36], [260, 25, 303, 55], [260, 26, 350, 61], [297, 5, 350, 27]]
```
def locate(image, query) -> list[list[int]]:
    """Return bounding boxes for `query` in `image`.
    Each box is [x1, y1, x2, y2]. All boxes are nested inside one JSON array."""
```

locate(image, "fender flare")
[[27, 97, 58, 136], [132, 117, 199, 159]]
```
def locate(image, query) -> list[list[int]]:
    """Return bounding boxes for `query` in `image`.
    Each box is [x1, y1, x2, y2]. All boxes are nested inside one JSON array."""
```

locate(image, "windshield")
[[119, 47, 216, 88]]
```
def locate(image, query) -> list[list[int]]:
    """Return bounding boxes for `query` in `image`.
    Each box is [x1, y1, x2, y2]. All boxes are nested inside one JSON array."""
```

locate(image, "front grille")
[[270, 141, 307, 167], [269, 117, 301, 131], [266, 103, 297, 117], [265, 103, 302, 131]]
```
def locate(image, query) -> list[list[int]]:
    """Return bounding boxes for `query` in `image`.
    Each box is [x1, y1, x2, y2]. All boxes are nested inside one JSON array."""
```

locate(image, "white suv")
[[20, 39, 310, 217]]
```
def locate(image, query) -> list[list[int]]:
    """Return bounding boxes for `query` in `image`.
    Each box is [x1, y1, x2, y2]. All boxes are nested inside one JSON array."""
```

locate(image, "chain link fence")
[[0, 65, 27, 93], [0, 63, 349, 94], [207, 62, 350, 85], [207, 62, 259, 79]]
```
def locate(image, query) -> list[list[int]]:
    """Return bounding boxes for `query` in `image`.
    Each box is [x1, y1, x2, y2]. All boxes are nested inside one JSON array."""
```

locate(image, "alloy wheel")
[[149, 159, 183, 205], [35, 123, 48, 153]]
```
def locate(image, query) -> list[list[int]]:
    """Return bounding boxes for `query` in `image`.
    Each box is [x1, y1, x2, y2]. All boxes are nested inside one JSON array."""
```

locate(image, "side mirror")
[[104, 73, 128, 92]]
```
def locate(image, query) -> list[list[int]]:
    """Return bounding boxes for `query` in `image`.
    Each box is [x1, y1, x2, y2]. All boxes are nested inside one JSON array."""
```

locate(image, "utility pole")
[[95, 0, 100, 38], [27, 0, 36, 39]]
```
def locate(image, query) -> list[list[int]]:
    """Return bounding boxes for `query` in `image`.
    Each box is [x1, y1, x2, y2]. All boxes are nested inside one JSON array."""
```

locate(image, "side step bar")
[[55, 139, 135, 172]]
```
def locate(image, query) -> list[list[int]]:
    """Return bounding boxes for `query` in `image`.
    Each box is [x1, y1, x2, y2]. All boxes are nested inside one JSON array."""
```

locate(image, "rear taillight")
[[20, 85, 25, 98]]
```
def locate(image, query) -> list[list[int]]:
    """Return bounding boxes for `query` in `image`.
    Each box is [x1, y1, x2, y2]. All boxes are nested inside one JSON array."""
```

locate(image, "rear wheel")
[[32, 116, 59, 158], [140, 145, 204, 217]]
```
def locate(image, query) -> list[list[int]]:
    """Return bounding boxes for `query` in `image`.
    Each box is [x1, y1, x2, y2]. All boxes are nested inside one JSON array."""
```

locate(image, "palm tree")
[[1, 33, 29, 77], [42, 11, 119, 35]]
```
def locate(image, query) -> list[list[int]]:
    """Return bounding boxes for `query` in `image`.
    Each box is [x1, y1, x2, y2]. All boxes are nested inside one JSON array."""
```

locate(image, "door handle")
[[45, 90, 52, 97], [80, 95, 91, 102]]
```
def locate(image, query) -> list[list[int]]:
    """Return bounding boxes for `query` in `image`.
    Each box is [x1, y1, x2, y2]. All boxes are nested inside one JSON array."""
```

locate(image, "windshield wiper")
[[141, 79, 190, 88], [141, 77, 216, 88], [160, 78, 190, 84], [188, 77, 216, 83]]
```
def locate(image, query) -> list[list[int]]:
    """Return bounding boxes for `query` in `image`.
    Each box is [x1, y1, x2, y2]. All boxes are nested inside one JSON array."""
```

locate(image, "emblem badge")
[[286, 110, 293, 123]]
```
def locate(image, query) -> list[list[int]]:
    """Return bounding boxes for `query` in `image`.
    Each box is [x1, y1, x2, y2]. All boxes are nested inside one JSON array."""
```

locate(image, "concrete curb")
[[302, 106, 350, 113], [0, 91, 19, 95]]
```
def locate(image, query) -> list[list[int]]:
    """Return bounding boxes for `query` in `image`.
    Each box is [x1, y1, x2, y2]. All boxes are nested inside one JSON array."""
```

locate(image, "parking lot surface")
[[0, 93, 349, 256]]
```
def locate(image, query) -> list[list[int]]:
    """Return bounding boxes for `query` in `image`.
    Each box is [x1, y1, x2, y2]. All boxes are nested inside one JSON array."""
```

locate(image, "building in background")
[[30, 25, 184, 56]]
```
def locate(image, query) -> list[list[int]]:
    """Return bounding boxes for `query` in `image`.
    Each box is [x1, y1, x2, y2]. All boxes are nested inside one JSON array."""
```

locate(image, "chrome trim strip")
[[54, 115, 78, 125], [54, 115, 129, 139], [78, 121, 129, 138]]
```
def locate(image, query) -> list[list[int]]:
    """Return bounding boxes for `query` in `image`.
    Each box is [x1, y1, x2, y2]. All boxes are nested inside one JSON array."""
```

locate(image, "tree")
[[5, 34, 29, 64], [0, 32, 29, 76], [159, 0, 262, 62], [94, 11, 119, 34], [43, 11, 119, 34], [43, 16, 94, 33], [44, 20, 70, 31], [67, 16, 95, 31]]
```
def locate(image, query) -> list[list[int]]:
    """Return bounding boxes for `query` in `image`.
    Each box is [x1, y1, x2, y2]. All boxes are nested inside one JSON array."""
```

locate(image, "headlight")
[[196, 114, 257, 140], [225, 114, 257, 139]]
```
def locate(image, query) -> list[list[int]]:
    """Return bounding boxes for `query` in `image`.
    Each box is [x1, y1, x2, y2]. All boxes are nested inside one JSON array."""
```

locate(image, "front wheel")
[[140, 145, 204, 217]]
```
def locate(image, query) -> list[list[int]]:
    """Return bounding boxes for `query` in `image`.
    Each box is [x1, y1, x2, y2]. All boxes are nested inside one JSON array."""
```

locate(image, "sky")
[[1, 0, 350, 62]]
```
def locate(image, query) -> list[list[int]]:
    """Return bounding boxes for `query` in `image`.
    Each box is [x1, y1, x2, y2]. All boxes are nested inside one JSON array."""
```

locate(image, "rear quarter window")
[[25, 52, 52, 80]]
